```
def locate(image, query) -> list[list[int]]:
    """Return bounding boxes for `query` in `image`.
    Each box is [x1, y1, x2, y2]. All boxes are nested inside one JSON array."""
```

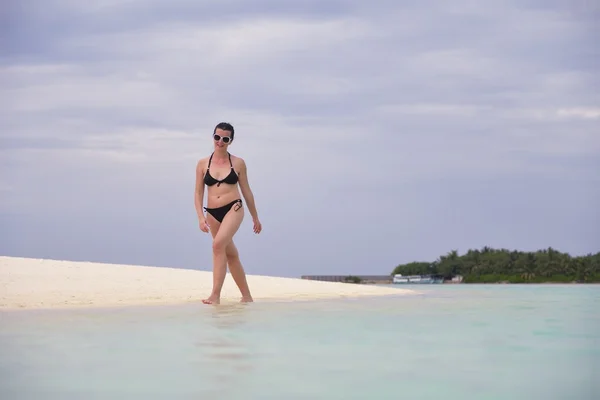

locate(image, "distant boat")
[[392, 274, 443, 284]]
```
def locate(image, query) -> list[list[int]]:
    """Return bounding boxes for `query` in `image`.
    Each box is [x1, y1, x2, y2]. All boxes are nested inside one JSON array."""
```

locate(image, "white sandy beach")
[[0, 256, 414, 310]]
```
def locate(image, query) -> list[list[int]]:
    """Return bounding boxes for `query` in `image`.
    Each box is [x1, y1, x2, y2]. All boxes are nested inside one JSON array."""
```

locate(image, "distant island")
[[392, 247, 600, 283]]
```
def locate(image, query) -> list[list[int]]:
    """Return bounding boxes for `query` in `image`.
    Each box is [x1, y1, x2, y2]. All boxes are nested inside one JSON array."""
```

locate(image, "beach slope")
[[0, 256, 413, 309]]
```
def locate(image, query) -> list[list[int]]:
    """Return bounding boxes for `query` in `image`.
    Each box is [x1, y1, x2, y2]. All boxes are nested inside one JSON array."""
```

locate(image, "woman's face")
[[213, 128, 232, 150]]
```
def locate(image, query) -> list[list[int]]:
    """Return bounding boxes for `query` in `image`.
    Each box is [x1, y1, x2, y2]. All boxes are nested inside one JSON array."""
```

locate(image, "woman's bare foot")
[[202, 295, 220, 305], [240, 296, 254, 303]]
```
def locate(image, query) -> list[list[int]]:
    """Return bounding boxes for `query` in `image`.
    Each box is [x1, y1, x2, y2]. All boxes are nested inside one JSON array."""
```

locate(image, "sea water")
[[0, 285, 598, 400]]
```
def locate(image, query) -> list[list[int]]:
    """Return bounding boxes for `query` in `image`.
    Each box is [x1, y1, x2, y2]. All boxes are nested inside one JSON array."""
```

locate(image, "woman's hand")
[[199, 217, 210, 233], [253, 218, 262, 234]]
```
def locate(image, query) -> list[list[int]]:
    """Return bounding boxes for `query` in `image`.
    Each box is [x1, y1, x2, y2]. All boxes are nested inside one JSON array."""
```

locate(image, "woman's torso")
[[203, 153, 241, 208]]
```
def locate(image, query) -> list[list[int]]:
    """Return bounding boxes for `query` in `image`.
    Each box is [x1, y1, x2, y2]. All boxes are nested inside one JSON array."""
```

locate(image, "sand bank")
[[0, 256, 414, 309]]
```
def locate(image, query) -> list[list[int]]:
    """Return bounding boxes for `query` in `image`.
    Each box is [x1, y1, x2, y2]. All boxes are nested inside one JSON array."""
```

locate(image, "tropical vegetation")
[[391, 247, 600, 283], [343, 275, 362, 284]]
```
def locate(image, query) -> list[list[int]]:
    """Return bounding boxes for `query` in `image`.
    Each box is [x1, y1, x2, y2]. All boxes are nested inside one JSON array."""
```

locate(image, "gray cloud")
[[1, 0, 598, 277]]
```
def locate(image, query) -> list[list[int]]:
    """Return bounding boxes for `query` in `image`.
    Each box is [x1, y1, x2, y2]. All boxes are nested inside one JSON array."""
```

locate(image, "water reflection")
[[209, 302, 251, 329], [193, 303, 255, 395]]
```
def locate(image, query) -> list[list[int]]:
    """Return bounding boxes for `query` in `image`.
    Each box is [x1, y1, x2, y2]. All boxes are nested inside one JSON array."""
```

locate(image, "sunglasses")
[[213, 134, 231, 144]]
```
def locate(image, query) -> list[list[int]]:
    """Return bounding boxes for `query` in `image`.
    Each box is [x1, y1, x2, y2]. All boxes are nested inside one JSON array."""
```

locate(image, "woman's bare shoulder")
[[229, 153, 246, 167], [196, 156, 211, 170]]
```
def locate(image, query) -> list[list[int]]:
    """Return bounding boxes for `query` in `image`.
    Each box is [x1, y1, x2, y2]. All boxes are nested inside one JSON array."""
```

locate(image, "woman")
[[194, 122, 262, 305]]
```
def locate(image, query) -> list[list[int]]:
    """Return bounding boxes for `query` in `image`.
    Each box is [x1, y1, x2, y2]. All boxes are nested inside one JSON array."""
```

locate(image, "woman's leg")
[[204, 214, 253, 303], [224, 240, 253, 302], [202, 206, 245, 304]]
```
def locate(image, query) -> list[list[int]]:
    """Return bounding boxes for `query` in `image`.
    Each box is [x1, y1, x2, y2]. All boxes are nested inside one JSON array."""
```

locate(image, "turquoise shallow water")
[[1, 284, 598, 399]]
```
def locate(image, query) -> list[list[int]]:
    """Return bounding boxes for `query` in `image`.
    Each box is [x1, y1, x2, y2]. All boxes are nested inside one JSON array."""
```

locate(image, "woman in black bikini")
[[194, 122, 262, 305]]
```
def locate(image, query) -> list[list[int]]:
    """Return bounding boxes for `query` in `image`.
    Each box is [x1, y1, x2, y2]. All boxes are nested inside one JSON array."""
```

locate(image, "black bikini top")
[[204, 152, 239, 187]]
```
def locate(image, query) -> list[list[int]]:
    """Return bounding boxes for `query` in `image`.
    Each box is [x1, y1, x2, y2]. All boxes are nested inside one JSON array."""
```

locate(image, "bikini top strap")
[[207, 153, 214, 168], [228, 152, 233, 169]]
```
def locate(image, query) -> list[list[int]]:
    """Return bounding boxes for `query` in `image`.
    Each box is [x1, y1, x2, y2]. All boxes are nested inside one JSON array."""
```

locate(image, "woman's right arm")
[[194, 159, 206, 221]]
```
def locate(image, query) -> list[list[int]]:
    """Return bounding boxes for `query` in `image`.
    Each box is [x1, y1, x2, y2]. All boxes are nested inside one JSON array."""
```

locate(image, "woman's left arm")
[[238, 158, 262, 232]]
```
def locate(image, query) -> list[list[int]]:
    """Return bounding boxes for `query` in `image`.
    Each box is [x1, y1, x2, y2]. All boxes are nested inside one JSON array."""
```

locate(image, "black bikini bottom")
[[204, 199, 243, 223]]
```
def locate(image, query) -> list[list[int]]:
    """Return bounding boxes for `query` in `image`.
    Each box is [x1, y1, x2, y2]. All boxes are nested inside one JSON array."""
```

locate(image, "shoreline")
[[377, 282, 600, 285], [0, 256, 415, 310]]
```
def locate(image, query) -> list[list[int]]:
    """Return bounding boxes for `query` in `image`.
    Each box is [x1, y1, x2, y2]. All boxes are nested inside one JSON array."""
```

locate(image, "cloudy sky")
[[1, 0, 598, 277]]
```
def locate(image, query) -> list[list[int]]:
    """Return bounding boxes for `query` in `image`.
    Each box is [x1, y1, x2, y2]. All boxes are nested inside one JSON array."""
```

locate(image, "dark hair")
[[214, 122, 235, 140]]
